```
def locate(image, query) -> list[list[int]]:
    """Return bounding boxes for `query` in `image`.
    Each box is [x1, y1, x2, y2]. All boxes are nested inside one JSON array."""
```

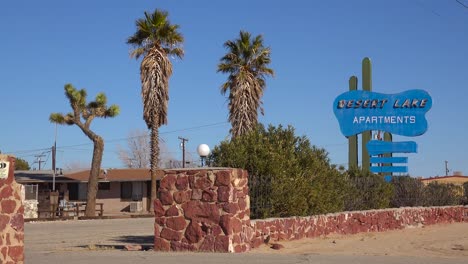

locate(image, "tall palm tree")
[[218, 31, 274, 138], [50, 83, 120, 216], [127, 9, 183, 211]]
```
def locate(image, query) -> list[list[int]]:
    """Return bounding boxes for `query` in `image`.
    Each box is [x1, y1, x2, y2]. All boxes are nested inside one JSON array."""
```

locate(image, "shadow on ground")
[[75, 235, 154, 251], [112, 235, 154, 245]]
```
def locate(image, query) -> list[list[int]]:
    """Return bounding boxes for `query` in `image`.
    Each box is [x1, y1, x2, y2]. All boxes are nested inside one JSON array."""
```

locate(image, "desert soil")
[[254, 222, 468, 258]]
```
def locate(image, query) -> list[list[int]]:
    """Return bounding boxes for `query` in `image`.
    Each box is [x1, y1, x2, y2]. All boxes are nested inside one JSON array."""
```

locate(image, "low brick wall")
[[249, 206, 467, 248], [0, 155, 25, 263], [154, 168, 251, 253]]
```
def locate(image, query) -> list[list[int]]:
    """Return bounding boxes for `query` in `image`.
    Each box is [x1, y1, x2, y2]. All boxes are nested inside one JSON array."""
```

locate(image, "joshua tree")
[[127, 9, 184, 211], [218, 30, 274, 138], [49, 83, 119, 216]]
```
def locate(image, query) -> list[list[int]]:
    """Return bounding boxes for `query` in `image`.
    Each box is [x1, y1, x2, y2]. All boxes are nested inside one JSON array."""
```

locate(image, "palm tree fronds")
[[127, 9, 183, 60], [217, 31, 274, 138]]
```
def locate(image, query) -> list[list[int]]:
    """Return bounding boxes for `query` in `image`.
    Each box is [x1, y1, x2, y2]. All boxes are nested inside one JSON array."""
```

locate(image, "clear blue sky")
[[1, 0, 467, 177]]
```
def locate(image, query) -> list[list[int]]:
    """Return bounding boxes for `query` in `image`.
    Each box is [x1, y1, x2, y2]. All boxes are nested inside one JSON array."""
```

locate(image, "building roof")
[[420, 175, 468, 185], [421, 175, 468, 180], [15, 168, 164, 183], [15, 170, 73, 183], [66, 168, 165, 182]]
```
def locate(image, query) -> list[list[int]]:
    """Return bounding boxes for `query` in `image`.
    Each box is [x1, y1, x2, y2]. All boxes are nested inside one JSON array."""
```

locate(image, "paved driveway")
[[25, 218, 466, 264]]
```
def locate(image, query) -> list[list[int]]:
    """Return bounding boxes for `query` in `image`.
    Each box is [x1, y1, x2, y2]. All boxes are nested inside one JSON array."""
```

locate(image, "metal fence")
[[249, 175, 272, 219], [24, 184, 38, 200]]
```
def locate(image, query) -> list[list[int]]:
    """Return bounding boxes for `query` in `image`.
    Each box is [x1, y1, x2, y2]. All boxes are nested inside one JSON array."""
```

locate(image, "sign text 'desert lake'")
[[333, 89, 432, 137]]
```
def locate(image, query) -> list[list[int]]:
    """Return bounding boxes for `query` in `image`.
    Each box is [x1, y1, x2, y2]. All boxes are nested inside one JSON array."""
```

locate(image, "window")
[[121, 182, 143, 201], [78, 183, 87, 201], [98, 182, 111, 190], [67, 183, 87, 201], [121, 182, 132, 200]]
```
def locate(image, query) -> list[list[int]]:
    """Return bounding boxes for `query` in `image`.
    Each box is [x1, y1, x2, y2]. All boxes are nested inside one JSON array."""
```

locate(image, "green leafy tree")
[[15, 157, 31, 170], [210, 124, 345, 218], [49, 84, 119, 216], [217, 31, 274, 138], [127, 9, 184, 211]]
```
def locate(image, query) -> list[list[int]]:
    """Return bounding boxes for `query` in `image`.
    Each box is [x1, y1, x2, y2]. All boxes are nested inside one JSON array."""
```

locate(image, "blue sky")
[[1, 0, 467, 177]]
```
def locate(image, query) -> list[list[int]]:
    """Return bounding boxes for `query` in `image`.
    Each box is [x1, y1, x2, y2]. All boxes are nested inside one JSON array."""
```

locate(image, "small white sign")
[[0, 161, 10, 179]]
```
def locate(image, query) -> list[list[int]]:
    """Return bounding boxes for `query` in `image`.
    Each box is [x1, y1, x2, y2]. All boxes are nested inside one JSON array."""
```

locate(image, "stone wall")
[[23, 200, 38, 219], [154, 168, 250, 253], [154, 168, 467, 253], [0, 155, 25, 263], [249, 206, 467, 248]]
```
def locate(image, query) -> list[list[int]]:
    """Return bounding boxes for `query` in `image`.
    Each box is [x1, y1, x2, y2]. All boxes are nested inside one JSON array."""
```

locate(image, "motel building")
[[15, 168, 164, 218], [420, 171, 468, 186]]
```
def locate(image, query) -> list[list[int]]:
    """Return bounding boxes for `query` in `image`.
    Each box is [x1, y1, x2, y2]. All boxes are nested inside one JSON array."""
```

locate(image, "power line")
[[413, 0, 442, 17], [57, 121, 228, 149], [4, 147, 51, 155], [5, 121, 229, 153], [456, 0, 468, 9]]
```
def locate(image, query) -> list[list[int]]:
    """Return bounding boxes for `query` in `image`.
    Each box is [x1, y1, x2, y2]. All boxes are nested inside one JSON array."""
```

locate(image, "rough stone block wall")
[[0, 155, 25, 263], [23, 200, 38, 219], [154, 168, 250, 253], [249, 206, 467, 249]]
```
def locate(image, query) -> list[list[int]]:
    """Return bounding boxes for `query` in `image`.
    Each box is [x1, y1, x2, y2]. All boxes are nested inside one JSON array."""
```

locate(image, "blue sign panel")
[[370, 157, 408, 164], [370, 166, 408, 173], [366, 140, 417, 156], [333, 89, 432, 137]]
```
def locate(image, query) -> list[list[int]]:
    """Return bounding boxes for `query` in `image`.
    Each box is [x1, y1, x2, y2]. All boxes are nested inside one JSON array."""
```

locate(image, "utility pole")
[[52, 123, 58, 191], [178, 137, 189, 168], [52, 145, 56, 190], [34, 154, 46, 170], [445, 160, 449, 176]]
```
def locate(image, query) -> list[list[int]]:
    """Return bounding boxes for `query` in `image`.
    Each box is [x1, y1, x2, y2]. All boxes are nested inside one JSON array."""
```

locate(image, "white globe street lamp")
[[197, 144, 210, 167]]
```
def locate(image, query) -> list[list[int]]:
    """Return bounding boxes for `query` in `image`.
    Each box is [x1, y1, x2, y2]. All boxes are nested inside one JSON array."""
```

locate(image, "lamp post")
[[197, 144, 210, 167]]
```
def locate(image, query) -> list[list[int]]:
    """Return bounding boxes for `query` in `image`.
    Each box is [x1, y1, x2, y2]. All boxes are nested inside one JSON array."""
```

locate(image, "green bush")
[[308, 169, 348, 215], [209, 124, 345, 218], [344, 168, 393, 211], [210, 124, 466, 219]]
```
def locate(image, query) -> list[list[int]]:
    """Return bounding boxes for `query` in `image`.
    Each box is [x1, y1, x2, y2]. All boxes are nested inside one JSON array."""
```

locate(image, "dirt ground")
[[254, 222, 468, 258], [25, 218, 468, 264]]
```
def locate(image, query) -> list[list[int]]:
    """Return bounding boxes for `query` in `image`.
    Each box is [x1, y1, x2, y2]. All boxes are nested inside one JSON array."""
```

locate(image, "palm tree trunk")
[[85, 137, 104, 217], [149, 122, 160, 213]]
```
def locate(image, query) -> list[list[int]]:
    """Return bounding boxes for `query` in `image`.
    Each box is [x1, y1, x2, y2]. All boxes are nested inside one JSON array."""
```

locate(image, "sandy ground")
[[253, 222, 468, 258], [25, 218, 468, 264]]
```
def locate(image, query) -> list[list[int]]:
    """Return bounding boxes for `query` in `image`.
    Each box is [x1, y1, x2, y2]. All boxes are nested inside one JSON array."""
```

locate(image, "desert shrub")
[[463, 182, 468, 205], [209, 124, 345, 218], [308, 168, 348, 215], [390, 176, 425, 207], [423, 182, 463, 206], [344, 168, 393, 211]]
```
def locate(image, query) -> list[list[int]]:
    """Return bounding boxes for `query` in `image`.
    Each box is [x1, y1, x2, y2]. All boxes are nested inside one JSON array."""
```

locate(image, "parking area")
[[25, 218, 300, 264]]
